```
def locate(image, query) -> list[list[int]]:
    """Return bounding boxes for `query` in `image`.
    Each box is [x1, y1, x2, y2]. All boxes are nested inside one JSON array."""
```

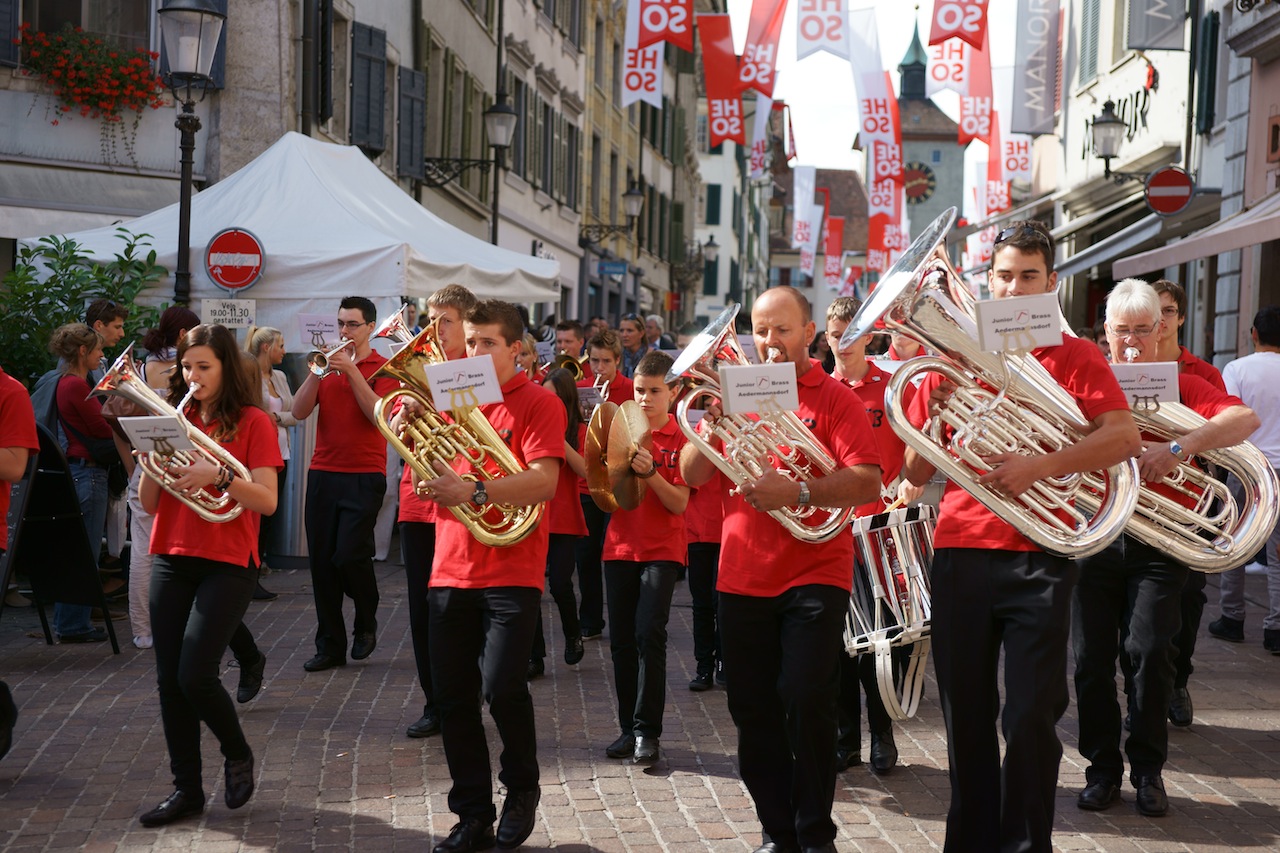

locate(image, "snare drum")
[[843, 505, 936, 720]]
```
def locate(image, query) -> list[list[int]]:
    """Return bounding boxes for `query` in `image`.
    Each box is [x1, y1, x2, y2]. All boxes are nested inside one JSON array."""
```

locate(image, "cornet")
[[306, 339, 356, 378]]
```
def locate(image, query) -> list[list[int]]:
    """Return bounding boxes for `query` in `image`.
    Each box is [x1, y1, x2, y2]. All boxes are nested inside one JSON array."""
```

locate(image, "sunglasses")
[[994, 225, 1052, 248]]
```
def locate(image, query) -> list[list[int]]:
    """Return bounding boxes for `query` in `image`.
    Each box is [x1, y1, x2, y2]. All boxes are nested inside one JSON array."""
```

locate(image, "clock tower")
[[897, 16, 964, 237]]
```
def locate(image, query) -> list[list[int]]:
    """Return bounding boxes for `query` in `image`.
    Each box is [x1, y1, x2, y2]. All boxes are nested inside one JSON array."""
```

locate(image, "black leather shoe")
[[1077, 779, 1121, 811], [1265, 629, 1280, 654], [751, 841, 800, 853], [351, 633, 377, 660], [527, 658, 545, 680], [224, 754, 254, 809], [237, 652, 266, 704], [633, 736, 660, 765], [802, 844, 837, 853], [0, 681, 17, 761], [605, 733, 635, 759], [407, 706, 441, 738], [59, 628, 108, 644], [688, 671, 713, 691], [496, 787, 540, 848], [1168, 687, 1193, 728], [715, 659, 727, 685], [1134, 774, 1168, 816], [139, 789, 205, 827], [433, 818, 496, 853], [869, 729, 897, 775], [251, 582, 277, 601], [303, 654, 345, 672], [1209, 615, 1245, 643], [834, 747, 863, 771], [564, 635, 584, 665]]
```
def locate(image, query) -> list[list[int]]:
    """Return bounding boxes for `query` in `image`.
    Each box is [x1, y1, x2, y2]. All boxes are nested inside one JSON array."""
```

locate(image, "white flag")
[[926, 38, 972, 97], [749, 94, 774, 181], [622, 0, 664, 109], [791, 166, 816, 249], [796, 0, 851, 61]]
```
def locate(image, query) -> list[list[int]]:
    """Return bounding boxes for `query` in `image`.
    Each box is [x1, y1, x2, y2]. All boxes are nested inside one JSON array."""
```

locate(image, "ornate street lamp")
[[579, 181, 646, 245], [158, 0, 225, 306], [1090, 100, 1144, 185]]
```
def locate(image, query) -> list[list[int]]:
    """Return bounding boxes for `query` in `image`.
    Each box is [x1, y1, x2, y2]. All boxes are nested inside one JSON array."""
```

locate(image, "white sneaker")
[[133, 636, 153, 650], [1246, 562, 1267, 575]]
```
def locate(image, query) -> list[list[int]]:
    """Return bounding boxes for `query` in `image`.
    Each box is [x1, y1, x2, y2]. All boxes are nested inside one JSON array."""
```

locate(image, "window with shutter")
[[1195, 11, 1219, 134], [702, 257, 719, 296], [729, 259, 741, 303], [0, 0, 18, 67], [397, 67, 426, 179], [319, 0, 334, 122], [705, 184, 721, 226], [1079, 0, 1100, 86], [590, 134, 602, 215], [659, 195, 669, 260], [350, 22, 387, 153], [511, 75, 528, 176]]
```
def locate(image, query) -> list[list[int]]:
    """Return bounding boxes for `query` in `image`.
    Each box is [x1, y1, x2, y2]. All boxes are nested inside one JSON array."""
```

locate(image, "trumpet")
[[306, 338, 356, 378], [90, 345, 251, 523]]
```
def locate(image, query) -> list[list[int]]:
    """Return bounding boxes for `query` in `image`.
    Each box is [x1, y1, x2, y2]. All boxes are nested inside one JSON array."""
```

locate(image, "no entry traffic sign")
[[205, 228, 265, 291], [1144, 166, 1195, 217]]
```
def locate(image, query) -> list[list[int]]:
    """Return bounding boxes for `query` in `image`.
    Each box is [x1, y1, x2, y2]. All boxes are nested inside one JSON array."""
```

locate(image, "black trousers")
[[686, 542, 721, 673], [257, 463, 288, 562], [304, 470, 385, 658], [603, 559, 679, 738], [1173, 569, 1206, 688], [931, 548, 1075, 853], [151, 554, 256, 796], [400, 521, 436, 708], [836, 648, 900, 753], [574, 496, 610, 634], [719, 584, 848, 849], [429, 586, 541, 822], [1073, 536, 1188, 783], [533, 533, 582, 660]]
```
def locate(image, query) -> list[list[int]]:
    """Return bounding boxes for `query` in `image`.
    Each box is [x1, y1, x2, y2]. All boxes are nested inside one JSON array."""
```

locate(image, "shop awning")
[[1113, 191, 1280, 279], [1057, 215, 1165, 279]]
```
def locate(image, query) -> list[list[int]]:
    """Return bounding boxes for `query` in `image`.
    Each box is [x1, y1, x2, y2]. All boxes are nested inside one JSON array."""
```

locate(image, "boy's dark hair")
[[1254, 306, 1280, 348], [85, 298, 128, 327], [634, 350, 675, 383], [466, 300, 525, 346], [1152, 279, 1186, 319], [992, 220, 1055, 273], [340, 296, 377, 324], [427, 284, 478, 315], [588, 329, 623, 360], [555, 319, 585, 340]]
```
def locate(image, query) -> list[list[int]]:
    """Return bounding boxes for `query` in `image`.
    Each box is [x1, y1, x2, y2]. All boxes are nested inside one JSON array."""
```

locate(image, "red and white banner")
[[958, 30, 992, 145], [926, 38, 972, 97], [797, 0, 851, 61], [823, 216, 845, 290], [928, 0, 989, 50], [791, 165, 816, 249], [800, 203, 824, 277], [1003, 132, 1033, 184], [839, 265, 863, 298], [637, 0, 695, 53], [966, 170, 998, 268], [698, 14, 745, 147], [737, 0, 788, 97], [622, 0, 664, 108], [849, 10, 902, 188], [749, 93, 774, 180]]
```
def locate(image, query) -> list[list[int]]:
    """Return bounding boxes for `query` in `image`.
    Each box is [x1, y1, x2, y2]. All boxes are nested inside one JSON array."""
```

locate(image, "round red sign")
[[1144, 166, 1195, 218], [204, 228, 264, 291]]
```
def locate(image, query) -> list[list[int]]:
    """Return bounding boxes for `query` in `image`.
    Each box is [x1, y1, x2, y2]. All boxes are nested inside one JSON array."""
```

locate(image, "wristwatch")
[[471, 481, 489, 506], [1169, 440, 1191, 462], [796, 481, 811, 506]]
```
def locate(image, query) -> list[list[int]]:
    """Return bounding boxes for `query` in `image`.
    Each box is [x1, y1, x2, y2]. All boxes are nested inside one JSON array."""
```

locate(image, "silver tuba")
[[841, 208, 1140, 558], [90, 345, 251, 523], [666, 304, 854, 543]]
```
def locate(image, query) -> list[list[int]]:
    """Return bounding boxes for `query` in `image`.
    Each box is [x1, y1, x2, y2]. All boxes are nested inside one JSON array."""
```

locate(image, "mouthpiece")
[[1124, 346, 1139, 363], [766, 347, 784, 363]]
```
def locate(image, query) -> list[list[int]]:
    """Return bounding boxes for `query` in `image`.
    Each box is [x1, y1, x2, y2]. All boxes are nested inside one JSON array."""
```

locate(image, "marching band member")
[[679, 287, 881, 853], [244, 324, 295, 599], [902, 222, 1141, 853], [1073, 280, 1258, 818], [600, 351, 690, 765], [137, 324, 282, 827], [418, 299, 564, 853], [825, 297, 922, 776], [291, 297, 399, 673], [554, 319, 594, 382]]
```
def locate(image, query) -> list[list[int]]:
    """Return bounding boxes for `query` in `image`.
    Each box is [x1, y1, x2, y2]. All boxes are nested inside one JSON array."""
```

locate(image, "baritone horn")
[[841, 207, 1140, 558], [90, 344, 250, 523], [372, 318, 545, 547], [545, 352, 587, 381], [665, 304, 854, 543]]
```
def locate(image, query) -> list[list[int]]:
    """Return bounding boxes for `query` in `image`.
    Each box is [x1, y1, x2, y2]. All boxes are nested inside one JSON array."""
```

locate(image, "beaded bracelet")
[[638, 462, 659, 479]]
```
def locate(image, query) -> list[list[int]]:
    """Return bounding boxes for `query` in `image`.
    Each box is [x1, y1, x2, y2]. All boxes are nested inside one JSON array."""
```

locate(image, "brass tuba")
[[841, 208, 1140, 558], [666, 304, 854, 543], [90, 345, 251, 523], [372, 318, 545, 547]]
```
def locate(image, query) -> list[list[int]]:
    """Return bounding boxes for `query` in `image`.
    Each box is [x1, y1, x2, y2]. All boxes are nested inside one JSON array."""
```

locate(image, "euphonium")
[[546, 352, 587, 381], [90, 345, 250, 523], [373, 306, 416, 345], [665, 304, 854, 543], [372, 318, 545, 547], [841, 208, 1140, 558]]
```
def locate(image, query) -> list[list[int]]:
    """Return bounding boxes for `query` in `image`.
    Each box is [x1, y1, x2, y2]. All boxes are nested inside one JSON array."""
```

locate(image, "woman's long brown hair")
[[167, 324, 261, 442]]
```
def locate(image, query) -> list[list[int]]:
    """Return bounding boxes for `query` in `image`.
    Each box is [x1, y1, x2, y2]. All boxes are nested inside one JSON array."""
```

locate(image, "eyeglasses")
[[337, 320, 371, 330], [1160, 306, 1180, 317], [994, 225, 1052, 248], [1109, 325, 1156, 339]]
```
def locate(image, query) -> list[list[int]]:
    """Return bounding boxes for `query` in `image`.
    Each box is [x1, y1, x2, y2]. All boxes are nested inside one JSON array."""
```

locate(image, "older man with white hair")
[[643, 314, 674, 351], [1073, 279, 1260, 819]]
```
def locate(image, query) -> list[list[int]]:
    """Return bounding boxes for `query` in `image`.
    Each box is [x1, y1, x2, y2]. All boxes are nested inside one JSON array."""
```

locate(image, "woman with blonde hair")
[[244, 325, 295, 588]]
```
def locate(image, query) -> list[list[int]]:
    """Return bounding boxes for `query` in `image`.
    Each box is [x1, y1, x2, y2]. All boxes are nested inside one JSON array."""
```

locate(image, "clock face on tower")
[[904, 161, 938, 205]]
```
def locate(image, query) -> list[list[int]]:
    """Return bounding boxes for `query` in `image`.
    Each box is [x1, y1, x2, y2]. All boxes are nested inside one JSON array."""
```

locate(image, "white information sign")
[[118, 416, 197, 454], [201, 299, 255, 328], [297, 313, 339, 350], [973, 293, 1064, 353], [718, 363, 800, 416], [424, 355, 504, 413], [1111, 362, 1179, 411]]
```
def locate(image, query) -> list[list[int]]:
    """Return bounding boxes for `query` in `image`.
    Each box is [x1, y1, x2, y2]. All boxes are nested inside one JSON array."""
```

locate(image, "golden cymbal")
[[585, 402, 620, 512], [609, 400, 652, 511]]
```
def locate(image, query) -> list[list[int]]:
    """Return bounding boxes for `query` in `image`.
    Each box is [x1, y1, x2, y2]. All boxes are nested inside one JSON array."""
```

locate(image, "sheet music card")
[[118, 416, 197, 454], [1111, 362, 1178, 412], [297, 314, 339, 350], [719, 363, 799, 416], [424, 355, 504, 413], [974, 293, 1063, 353]]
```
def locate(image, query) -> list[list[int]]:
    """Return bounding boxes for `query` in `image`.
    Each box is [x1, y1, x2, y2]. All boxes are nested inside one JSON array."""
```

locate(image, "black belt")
[[68, 457, 98, 468]]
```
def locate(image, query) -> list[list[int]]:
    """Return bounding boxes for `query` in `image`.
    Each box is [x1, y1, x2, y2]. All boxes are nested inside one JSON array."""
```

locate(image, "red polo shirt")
[[839, 360, 917, 517], [717, 360, 882, 597], [685, 469, 726, 545], [0, 367, 39, 552], [430, 372, 566, 589], [1178, 346, 1226, 392], [907, 336, 1130, 551], [149, 406, 283, 567], [546, 422, 588, 536], [1145, 374, 1243, 510], [309, 351, 398, 474], [603, 415, 689, 564]]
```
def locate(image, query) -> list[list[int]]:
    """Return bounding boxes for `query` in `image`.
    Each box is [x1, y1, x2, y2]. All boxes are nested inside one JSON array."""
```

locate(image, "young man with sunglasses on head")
[[902, 221, 1141, 853], [292, 296, 399, 673]]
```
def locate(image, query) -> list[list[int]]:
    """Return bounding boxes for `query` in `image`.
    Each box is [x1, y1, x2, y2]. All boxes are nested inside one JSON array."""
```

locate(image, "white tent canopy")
[[23, 132, 560, 339]]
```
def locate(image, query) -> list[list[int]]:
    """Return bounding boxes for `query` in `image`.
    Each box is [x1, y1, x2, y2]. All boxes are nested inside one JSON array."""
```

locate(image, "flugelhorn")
[[90, 345, 250, 523], [666, 304, 854, 543], [842, 208, 1140, 558], [372, 318, 545, 547], [305, 338, 356, 378]]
